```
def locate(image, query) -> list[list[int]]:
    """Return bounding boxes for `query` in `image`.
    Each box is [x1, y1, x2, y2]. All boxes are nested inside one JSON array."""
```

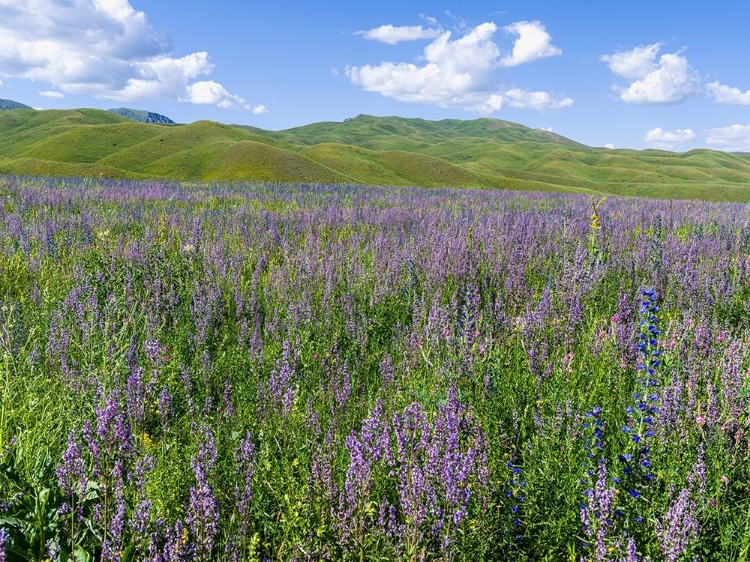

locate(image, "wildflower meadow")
[[0, 176, 748, 561]]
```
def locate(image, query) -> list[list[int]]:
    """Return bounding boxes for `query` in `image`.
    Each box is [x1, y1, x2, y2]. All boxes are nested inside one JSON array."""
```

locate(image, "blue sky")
[[1, 1, 750, 150]]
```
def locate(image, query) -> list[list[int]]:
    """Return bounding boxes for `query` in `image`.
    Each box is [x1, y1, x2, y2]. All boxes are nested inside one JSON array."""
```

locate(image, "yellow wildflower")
[[589, 195, 607, 230]]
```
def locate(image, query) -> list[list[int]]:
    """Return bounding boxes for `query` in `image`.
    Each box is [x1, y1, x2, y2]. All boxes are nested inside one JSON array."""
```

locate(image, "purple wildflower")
[[0, 527, 8, 562], [57, 430, 86, 498], [130, 454, 156, 555], [265, 339, 296, 417], [336, 400, 390, 548], [164, 519, 194, 562], [222, 376, 234, 419], [380, 353, 394, 388], [233, 432, 256, 537], [144, 338, 161, 365], [623, 536, 640, 562], [102, 460, 127, 562], [580, 462, 616, 562], [158, 384, 173, 429], [656, 487, 700, 562], [187, 425, 219, 561]]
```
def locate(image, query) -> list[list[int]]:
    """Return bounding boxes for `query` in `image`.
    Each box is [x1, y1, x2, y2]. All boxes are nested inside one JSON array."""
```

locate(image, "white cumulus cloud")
[[504, 88, 573, 111], [602, 44, 700, 104], [347, 22, 572, 114], [604, 143, 615, 149], [182, 80, 248, 109], [644, 127, 696, 149], [601, 43, 661, 79], [706, 82, 750, 105], [251, 104, 267, 115], [39, 90, 64, 99], [0, 0, 260, 110], [499, 20, 562, 67], [706, 124, 750, 152], [356, 24, 443, 45]]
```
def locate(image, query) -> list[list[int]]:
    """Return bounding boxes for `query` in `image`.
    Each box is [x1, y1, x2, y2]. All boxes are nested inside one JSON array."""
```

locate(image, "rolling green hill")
[[0, 107, 749, 201]]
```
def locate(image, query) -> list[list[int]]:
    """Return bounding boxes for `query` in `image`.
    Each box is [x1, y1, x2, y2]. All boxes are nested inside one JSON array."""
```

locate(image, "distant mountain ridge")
[[0, 107, 749, 202], [108, 107, 175, 124], [0, 98, 32, 110], [252, 113, 587, 149]]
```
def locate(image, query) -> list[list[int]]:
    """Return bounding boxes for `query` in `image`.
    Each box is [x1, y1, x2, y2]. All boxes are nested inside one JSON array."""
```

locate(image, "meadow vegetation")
[[0, 176, 748, 560]]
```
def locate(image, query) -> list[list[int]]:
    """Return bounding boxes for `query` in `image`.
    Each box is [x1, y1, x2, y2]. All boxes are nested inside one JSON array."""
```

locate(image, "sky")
[[1, 0, 750, 151]]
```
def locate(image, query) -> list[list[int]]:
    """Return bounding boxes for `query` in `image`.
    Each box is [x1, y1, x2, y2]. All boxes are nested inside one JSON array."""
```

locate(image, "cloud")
[[251, 104, 267, 115], [348, 22, 572, 114], [444, 11, 467, 30], [601, 43, 661, 79], [706, 124, 750, 152], [499, 20, 562, 67], [504, 88, 573, 111], [182, 80, 248, 109], [604, 143, 615, 149], [644, 127, 696, 149], [39, 90, 64, 99], [356, 24, 443, 45], [706, 82, 750, 105], [420, 15, 438, 27], [602, 44, 700, 104], [0, 0, 259, 110], [348, 23, 501, 108]]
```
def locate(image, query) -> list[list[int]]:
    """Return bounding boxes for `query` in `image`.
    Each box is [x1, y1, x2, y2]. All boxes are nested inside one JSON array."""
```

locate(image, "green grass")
[[143, 140, 354, 183], [21, 123, 163, 163], [1, 108, 750, 201]]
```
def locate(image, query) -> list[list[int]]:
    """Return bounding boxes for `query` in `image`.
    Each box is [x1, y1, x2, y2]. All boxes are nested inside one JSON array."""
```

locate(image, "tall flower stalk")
[[617, 288, 661, 537], [187, 426, 219, 562]]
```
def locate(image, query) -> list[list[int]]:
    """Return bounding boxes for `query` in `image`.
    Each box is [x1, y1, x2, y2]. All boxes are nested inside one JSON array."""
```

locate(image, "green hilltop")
[[0, 107, 749, 201]]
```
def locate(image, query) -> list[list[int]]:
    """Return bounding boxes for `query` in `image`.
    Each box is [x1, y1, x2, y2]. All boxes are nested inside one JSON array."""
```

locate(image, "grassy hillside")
[[251, 114, 582, 147], [0, 107, 749, 201]]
